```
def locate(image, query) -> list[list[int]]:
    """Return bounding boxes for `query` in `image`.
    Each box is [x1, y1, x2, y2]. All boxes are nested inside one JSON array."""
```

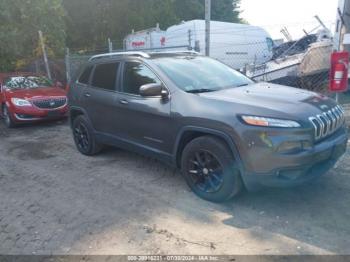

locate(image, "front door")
[[114, 61, 173, 154]]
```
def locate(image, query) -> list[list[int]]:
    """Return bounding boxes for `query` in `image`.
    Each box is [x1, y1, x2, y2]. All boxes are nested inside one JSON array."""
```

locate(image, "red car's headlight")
[[11, 98, 32, 107]]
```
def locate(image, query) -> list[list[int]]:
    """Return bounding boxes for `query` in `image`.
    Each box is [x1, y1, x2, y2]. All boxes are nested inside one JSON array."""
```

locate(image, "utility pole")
[[336, 0, 350, 51], [205, 0, 211, 56], [334, 0, 350, 102], [38, 30, 52, 80]]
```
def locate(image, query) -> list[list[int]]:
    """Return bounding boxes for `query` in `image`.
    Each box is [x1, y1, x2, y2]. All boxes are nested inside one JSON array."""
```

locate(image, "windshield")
[[153, 56, 253, 93], [4, 76, 53, 90]]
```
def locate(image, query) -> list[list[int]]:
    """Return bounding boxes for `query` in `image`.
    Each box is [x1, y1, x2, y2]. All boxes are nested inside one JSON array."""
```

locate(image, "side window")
[[122, 62, 160, 95], [91, 62, 119, 91], [78, 66, 93, 85]]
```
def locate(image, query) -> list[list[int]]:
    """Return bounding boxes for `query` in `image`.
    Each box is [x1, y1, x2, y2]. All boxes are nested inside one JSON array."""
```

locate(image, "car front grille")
[[309, 105, 345, 141], [32, 98, 67, 109]]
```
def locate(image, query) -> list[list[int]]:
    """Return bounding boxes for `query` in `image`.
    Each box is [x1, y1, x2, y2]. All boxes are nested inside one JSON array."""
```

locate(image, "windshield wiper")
[[187, 88, 219, 94], [236, 83, 249, 87]]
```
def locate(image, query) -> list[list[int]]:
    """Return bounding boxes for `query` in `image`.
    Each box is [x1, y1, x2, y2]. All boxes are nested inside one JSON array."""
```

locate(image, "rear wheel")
[[2, 105, 16, 128], [181, 136, 243, 202], [72, 115, 102, 156]]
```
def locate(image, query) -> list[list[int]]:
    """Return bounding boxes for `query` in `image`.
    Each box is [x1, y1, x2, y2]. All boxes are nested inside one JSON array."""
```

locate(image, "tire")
[[72, 115, 102, 156], [181, 136, 243, 202], [2, 105, 16, 128]]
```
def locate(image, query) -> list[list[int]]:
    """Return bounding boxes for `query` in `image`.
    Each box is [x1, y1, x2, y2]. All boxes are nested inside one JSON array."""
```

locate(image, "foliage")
[[0, 0, 66, 71], [63, 0, 243, 50], [0, 0, 242, 70]]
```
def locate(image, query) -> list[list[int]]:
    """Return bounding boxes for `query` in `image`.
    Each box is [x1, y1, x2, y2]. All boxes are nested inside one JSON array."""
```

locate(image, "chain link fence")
[[64, 20, 350, 103], [64, 47, 112, 84], [242, 30, 333, 94]]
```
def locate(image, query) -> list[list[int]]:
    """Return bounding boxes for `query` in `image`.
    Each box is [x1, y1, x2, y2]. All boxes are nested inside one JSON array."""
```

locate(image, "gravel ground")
[[0, 119, 349, 255]]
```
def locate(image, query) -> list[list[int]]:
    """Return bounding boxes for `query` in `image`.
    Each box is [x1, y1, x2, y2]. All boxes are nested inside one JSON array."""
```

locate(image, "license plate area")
[[47, 111, 61, 117]]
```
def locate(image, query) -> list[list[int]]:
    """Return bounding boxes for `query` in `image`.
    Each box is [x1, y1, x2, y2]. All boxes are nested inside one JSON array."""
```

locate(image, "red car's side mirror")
[[55, 81, 64, 89]]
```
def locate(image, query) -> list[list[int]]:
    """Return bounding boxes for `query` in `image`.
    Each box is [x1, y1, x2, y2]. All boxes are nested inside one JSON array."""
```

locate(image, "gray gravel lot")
[[0, 119, 349, 255]]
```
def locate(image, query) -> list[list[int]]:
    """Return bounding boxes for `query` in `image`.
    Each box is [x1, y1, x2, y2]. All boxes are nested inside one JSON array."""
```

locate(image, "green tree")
[[212, 0, 242, 23], [0, 0, 243, 70], [63, 0, 243, 50], [0, 0, 66, 71]]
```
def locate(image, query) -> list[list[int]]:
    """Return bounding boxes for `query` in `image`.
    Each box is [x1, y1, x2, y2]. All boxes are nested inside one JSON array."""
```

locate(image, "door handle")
[[119, 99, 129, 105], [84, 93, 91, 98]]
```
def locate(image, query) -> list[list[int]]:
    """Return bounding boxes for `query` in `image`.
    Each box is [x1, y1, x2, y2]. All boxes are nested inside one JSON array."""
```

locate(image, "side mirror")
[[55, 81, 64, 89], [140, 83, 169, 98]]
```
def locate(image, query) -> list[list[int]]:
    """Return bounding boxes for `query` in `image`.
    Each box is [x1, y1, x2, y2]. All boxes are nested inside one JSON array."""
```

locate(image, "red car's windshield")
[[4, 76, 53, 90]]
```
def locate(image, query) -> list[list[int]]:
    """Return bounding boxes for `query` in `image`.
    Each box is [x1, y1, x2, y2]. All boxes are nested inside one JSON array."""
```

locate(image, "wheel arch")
[[69, 106, 90, 127], [174, 126, 244, 172]]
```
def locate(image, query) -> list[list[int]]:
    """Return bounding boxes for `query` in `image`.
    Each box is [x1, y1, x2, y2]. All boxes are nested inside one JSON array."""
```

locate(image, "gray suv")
[[68, 51, 348, 202]]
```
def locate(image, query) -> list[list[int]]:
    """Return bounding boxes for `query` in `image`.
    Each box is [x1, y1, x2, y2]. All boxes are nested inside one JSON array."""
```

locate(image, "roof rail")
[[89, 51, 150, 61], [149, 50, 199, 55]]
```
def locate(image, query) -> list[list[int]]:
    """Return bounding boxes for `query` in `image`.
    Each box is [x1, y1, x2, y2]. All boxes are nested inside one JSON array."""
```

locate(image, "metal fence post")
[[108, 38, 113, 53], [188, 29, 192, 50], [38, 30, 52, 80], [65, 48, 71, 84]]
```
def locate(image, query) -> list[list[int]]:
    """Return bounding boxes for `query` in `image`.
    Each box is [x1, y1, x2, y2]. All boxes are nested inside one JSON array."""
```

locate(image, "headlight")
[[241, 115, 301, 128], [11, 98, 32, 107]]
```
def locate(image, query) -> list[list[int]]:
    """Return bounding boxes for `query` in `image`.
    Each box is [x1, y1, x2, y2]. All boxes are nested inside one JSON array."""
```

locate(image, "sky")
[[240, 0, 339, 40]]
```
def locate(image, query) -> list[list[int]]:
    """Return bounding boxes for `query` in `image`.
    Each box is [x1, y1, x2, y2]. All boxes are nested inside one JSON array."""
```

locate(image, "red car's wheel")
[[2, 105, 16, 128]]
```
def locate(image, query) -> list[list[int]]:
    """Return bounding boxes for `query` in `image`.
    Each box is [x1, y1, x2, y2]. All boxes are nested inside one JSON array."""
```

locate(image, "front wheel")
[[181, 136, 243, 202], [2, 105, 16, 128]]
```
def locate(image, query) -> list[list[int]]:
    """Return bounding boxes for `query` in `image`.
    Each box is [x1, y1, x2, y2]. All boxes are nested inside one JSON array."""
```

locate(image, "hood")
[[5, 87, 67, 100], [199, 82, 337, 118]]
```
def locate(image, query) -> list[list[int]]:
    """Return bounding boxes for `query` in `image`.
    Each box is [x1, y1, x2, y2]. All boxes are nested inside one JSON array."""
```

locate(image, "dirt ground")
[[0, 119, 349, 255]]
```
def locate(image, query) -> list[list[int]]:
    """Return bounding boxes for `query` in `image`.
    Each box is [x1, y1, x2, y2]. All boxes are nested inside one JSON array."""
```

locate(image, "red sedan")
[[0, 73, 68, 127]]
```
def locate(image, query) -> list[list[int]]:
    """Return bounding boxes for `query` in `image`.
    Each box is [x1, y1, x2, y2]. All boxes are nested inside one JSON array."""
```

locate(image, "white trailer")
[[124, 25, 166, 51], [124, 20, 274, 70], [164, 20, 274, 69]]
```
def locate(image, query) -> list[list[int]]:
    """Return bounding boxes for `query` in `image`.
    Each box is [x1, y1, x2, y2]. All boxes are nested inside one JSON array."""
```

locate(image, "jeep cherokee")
[[68, 51, 348, 202]]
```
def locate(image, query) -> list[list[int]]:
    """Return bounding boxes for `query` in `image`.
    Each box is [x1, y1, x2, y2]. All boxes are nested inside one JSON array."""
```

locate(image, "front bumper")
[[241, 127, 348, 191], [10, 105, 68, 123]]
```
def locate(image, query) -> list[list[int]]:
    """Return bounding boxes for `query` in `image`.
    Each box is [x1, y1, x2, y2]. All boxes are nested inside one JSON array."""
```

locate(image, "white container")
[[124, 26, 166, 51]]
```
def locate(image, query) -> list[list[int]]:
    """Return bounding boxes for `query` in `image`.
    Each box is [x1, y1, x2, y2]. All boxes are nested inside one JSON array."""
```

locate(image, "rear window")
[[78, 66, 93, 84], [91, 63, 119, 91]]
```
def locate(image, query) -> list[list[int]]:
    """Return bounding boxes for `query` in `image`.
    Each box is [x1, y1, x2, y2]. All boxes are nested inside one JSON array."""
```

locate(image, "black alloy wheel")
[[74, 122, 90, 152], [187, 150, 224, 193], [181, 136, 243, 202]]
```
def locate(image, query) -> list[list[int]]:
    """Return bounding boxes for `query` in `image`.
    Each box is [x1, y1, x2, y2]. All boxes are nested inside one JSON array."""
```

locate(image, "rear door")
[[80, 61, 121, 134]]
